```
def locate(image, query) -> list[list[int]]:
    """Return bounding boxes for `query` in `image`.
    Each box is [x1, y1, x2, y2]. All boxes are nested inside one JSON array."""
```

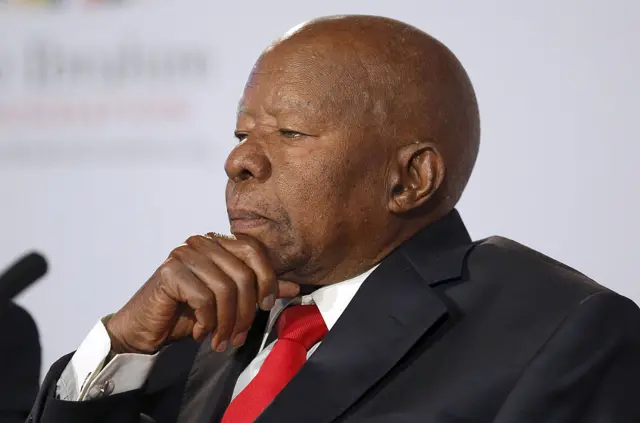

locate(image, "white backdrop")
[[1, 0, 638, 376]]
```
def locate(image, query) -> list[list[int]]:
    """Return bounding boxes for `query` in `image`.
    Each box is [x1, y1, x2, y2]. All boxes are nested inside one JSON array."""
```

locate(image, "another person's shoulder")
[[0, 302, 38, 333], [0, 303, 40, 352], [0, 303, 40, 385]]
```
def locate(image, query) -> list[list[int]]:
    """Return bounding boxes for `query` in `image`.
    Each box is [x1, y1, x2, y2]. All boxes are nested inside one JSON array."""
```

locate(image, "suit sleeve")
[[494, 291, 640, 423], [28, 336, 200, 423], [27, 352, 147, 423], [0, 304, 40, 423], [56, 319, 158, 401]]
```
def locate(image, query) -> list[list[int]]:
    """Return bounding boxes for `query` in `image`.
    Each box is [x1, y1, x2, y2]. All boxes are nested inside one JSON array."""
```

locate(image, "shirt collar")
[[301, 264, 378, 330], [260, 265, 379, 351]]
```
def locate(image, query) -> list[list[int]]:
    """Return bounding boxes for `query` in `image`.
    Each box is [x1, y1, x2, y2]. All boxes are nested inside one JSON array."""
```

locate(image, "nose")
[[224, 140, 272, 183]]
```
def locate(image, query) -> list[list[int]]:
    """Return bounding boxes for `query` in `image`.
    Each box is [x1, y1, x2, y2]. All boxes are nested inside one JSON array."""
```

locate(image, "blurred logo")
[[1, 0, 126, 7], [0, 0, 61, 5]]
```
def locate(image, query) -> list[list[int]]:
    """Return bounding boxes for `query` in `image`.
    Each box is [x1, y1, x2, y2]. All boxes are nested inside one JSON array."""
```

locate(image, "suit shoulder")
[[467, 236, 610, 301]]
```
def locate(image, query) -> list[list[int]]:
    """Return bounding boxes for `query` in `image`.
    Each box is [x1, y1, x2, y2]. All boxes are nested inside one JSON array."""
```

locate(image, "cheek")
[[276, 152, 347, 231], [224, 180, 233, 202]]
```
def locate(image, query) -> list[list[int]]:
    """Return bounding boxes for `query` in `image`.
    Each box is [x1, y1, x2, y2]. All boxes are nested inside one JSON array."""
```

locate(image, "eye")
[[234, 132, 248, 143], [279, 129, 304, 139]]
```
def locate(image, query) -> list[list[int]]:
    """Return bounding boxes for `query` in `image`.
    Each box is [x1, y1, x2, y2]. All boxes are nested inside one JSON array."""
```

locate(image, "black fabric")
[[0, 303, 40, 423], [27, 210, 640, 422], [27, 337, 200, 423]]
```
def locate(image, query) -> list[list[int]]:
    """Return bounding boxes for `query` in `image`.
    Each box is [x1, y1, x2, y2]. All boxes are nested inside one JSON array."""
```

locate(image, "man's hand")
[[105, 233, 300, 354]]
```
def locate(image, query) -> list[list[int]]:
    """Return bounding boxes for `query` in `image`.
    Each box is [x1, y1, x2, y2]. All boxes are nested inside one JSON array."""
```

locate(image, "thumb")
[[277, 280, 300, 298]]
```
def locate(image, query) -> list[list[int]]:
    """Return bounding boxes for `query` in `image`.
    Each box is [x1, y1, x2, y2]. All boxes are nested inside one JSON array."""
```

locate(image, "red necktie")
[[221, 304, 328, 423]]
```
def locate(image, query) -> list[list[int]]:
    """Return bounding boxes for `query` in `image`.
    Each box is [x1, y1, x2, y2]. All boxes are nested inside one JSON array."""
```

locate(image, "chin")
[[270, 249, 310, 281], [232, 226, 307, 277]]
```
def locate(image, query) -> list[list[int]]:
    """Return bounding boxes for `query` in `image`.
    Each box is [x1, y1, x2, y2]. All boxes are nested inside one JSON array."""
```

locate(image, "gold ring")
[[209, 232, 236, 240]]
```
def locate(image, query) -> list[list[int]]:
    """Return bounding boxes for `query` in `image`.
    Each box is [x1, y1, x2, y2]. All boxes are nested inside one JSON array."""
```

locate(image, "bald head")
[[265, 15, 480, 210], [226, 15, 480, 284]]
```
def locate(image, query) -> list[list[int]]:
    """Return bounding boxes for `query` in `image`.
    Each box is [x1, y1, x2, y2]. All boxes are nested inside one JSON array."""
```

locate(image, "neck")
[[285, 257, 379, 287], [282, 207, 454, 285], [288, 223, 426, 286]]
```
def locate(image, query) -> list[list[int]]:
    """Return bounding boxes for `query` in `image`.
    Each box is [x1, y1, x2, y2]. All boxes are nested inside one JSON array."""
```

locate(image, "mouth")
[[227, 209, 271, 232]]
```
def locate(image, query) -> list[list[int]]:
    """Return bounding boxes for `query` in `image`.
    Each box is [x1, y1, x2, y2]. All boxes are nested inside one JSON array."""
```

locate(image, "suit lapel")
[[257, 210, 474, 423], [177, 310, 269, 423]]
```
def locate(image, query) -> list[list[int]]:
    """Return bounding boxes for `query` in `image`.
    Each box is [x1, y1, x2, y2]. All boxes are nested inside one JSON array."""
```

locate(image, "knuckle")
[[158, 257, 183, 281], [236, 268, 256, 286], [170, 244, 191, 259], [256, 269, 277, 290], [185, 235, 203, 247], [171, 245, 200, 269], [215, 281, 238, 300], [237, 242, 259, 258], [242, 236, 262, 250], [189, 235, 220, 258], [194, 289, 215, 307]]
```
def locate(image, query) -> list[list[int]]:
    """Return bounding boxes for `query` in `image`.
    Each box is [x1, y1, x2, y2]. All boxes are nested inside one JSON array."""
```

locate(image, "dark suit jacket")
[[28, 210, 640, 422], [0, 303, 40, 423]]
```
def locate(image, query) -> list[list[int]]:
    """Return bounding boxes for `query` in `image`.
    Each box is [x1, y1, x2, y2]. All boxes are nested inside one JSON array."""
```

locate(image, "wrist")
[[103, 313, 138, 355], [103, 313, 161, 356]]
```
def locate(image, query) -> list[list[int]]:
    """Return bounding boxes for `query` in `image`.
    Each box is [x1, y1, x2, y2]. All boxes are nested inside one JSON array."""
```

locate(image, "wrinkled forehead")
[[238, 43, 370, 122]]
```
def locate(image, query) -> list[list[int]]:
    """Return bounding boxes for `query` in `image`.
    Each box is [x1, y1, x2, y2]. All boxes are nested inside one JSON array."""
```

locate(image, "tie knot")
[[276, 304, 328, 350]]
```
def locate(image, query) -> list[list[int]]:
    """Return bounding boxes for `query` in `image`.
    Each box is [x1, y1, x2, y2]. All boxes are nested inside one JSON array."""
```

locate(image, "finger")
[[159, 256, 217, 340], [213, 234, 279, 311], [171, 244, 237, 351], [278, 280, 301, 298], [171, 304, 205, 342], [187, 236, 257, 346]]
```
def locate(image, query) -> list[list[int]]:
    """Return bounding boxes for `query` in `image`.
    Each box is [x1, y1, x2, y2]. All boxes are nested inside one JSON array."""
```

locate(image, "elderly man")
[[28, 15, 640, 423]]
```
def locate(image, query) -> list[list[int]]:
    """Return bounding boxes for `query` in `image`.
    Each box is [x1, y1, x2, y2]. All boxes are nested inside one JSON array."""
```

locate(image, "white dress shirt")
[[56, 265, 378, 402]]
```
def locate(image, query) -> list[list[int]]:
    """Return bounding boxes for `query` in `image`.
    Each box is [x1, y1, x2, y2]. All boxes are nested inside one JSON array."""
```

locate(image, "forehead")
[[238, 45, 366, 120]]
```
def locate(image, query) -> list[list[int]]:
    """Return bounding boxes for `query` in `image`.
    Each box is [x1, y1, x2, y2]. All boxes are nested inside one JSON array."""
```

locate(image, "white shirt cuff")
[[56, 318, 159, 401]]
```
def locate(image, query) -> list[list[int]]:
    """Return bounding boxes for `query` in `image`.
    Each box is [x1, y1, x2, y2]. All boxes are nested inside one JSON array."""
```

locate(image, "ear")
[[387, 141, 445, 214]]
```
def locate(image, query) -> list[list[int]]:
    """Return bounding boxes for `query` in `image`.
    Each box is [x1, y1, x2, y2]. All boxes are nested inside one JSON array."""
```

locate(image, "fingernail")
[[216, 340, 228, 352], [232, 331, 248, 346], [261, 294, 275, 310]]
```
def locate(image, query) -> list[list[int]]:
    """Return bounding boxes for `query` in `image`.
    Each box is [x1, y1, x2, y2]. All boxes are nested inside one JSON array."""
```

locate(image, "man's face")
[[224, 45, 389, 283]]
